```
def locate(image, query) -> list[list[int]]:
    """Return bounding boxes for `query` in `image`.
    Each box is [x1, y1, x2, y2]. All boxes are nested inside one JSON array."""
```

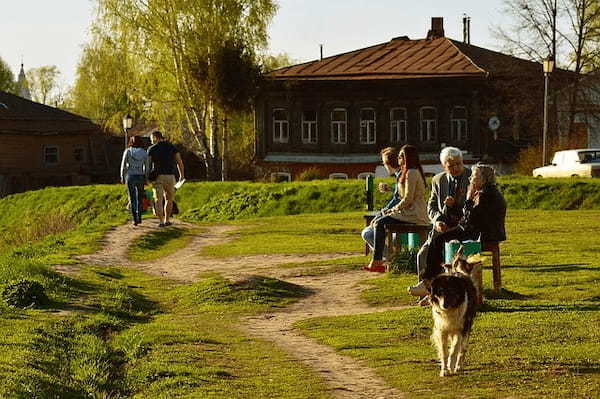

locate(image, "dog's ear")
[[451, 245, 465, 270]]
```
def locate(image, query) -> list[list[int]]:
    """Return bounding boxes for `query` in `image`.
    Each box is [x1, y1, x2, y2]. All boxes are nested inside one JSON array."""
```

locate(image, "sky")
[[0, 0, 509, 89]]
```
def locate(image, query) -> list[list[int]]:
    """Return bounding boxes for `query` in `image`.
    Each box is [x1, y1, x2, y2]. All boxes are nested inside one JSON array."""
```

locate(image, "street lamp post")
[[542, 57, 554, 166], [122, 114, 133, 148]]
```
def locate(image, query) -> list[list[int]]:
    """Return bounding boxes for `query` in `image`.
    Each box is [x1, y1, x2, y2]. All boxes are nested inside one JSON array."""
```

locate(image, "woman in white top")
[[364, 144, 429, 272], [120, 136, 149, 226]]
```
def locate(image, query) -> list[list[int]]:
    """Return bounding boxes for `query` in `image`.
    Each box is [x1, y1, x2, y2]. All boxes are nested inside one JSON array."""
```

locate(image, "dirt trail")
[[76, 218, 408, 399]]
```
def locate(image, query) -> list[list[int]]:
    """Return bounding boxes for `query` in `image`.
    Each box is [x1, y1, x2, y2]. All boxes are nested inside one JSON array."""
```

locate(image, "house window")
[[74, 146, 87, 162], [420, 106, 437, 142], [357, 172, 375, 180], [390, 107, 407, 143], [331, 108, 347, 144], [329, 173, 348, 180], [451, 106, 468, 141], [302, 110, 318, 144], [360, 108, 376, 144], [271, 172, 291, 182], [44, 145, 59, 165], [273, 108, 289, 143]]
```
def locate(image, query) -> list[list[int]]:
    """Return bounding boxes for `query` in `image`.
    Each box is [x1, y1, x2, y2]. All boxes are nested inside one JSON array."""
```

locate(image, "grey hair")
[[472, 163, 496, 185], [440, 146, 463, 164]]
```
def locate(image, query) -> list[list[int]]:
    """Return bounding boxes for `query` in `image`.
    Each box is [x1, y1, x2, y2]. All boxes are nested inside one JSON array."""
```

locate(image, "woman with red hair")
[[365, 144, 429, 272]]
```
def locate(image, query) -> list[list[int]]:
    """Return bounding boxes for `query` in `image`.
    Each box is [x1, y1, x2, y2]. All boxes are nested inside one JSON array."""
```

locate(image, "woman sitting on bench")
[[364, 145, 429, 273], [409, 164, 507, 295]]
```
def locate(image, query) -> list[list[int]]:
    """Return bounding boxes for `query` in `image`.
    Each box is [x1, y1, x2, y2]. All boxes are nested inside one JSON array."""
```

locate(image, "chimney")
[[463, 14, 471, 44], [427, 17, 445, 40]]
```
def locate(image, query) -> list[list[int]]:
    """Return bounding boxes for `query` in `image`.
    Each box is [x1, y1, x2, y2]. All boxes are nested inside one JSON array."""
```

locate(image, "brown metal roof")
[[0, 90, 103, 136], [270, 37, 499, 80]]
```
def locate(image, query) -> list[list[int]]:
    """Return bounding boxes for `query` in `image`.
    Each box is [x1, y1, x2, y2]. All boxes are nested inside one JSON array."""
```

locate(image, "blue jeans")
[[127, 174, 145, 223], [372, 216, 410, 261]]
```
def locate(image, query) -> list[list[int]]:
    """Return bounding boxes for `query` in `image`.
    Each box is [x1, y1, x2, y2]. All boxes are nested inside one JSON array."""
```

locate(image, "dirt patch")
[[74, 218, 409, 398]]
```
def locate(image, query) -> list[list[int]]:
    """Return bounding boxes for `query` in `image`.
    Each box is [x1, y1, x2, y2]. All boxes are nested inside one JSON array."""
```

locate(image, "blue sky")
[[0, 0, 508, 88]]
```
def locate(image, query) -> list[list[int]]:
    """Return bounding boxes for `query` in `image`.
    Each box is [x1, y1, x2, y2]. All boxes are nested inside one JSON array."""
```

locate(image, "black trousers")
[[421, 227, 478, 281]]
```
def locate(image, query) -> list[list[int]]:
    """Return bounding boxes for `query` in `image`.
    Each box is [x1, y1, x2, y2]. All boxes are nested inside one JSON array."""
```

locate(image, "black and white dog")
[[429, 246, 480, 376]]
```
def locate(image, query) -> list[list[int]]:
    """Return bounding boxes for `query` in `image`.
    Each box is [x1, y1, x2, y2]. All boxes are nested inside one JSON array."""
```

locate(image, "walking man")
[[148, 130, 185, 227]]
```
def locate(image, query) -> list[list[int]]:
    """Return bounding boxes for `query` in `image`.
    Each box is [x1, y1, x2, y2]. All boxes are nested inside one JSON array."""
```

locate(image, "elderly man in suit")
[[408, 146, 471, 297]]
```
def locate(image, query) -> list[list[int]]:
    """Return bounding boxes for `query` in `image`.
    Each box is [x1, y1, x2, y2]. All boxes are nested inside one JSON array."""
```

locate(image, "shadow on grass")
[[480, 302, 600, 313], [503, 263, 598, 272], [483, 288, 532, 300]]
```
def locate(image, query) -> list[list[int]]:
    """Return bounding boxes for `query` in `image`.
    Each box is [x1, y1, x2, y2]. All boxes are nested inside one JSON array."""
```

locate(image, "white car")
[[533, 149, 600, 177]]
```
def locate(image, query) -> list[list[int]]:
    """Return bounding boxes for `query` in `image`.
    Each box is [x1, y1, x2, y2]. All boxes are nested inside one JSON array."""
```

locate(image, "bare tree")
[[493, 0, 600, 144]]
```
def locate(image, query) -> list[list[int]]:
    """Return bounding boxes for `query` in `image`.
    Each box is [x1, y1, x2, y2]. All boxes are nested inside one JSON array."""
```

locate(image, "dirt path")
[[77, 218, 408, 399]]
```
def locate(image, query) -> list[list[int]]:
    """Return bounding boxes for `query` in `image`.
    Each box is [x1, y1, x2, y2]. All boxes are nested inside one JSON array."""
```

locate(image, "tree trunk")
[[222, 117, 228, 181]]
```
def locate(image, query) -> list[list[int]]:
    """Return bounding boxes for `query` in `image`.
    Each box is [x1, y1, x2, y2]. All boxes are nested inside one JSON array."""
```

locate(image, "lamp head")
[[122, 114, 133, 130]]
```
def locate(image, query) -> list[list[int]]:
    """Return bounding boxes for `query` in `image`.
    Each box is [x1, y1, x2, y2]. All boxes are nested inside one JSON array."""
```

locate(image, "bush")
[[297, 167, 324, 181], [387, 247, 418, 274], [2, 279, 49, 308]]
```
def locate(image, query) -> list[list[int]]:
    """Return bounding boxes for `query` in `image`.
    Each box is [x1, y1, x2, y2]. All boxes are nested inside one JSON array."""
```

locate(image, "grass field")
[[0, 182, 599, 398]]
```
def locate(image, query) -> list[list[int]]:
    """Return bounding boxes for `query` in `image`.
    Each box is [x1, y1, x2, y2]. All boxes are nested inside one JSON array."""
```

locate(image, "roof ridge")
[[446, 38, 488, 76]]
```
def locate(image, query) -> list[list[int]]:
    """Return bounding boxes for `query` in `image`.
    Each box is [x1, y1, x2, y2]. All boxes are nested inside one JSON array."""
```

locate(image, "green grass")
[[293, 209, 600, 399], [199, 212, 362, 257], [127, 226, 202, 262]]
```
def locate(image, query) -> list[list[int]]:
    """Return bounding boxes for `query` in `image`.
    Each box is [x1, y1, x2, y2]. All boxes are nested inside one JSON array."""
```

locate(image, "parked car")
[[533, 149, 600, 177]]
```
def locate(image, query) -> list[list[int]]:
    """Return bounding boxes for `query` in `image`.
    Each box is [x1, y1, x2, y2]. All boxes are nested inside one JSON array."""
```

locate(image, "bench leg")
[[473, 263, 484, 305], [492, 248, 502, 292], [386, 230, 395, 258]]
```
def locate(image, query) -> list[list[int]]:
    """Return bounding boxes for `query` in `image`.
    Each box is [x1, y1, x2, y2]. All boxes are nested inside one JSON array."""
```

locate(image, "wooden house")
[[0, 90, 117, 197], [254, 17, 571, 180]]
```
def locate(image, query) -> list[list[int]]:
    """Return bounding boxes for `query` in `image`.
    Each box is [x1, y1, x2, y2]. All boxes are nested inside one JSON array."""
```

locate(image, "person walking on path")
[[148, 130, 185, 227], [364, 145, 429, 273], [120, 136, 149, 226]]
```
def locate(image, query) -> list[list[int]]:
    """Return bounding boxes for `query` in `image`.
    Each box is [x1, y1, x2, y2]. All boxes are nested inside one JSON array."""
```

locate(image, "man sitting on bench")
[[409, 164, 507, 296]]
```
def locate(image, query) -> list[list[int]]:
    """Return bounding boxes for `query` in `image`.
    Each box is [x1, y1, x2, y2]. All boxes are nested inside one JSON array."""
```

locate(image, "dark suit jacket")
[[428, 168, 471, 227]]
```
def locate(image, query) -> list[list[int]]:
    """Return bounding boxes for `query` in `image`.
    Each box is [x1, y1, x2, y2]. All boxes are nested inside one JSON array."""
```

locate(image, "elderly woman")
[[365, 144, 429, 273], [411, 163, 507, 293]]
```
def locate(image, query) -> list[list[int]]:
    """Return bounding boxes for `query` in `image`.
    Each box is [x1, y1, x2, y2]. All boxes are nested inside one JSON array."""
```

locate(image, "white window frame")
[[74, 146, 87, 163], [390, 107, 408, 143], [271, 172, 291, 182], [301, 110, 318, 144], [43, 145, 60, 165], [357, 172, 375, 180], [420, 106, 437, 142], [450, 106, 468, 141], [331, 108, 347, 144], [329, 173, 348, 180], [272, 108, 289, 143], [360, 108, 376, 144]]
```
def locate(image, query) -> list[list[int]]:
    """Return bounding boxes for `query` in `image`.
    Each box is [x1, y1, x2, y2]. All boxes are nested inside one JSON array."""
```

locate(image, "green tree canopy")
[[0, 57, 15, 93]]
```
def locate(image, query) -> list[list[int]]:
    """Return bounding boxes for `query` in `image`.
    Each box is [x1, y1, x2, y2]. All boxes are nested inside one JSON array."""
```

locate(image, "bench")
[[447, 241, 502, 305], [384, 224, 431, 257]]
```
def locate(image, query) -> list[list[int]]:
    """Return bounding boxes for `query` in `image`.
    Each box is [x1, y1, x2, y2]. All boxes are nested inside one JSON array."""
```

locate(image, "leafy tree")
[[26, 65, 61, 105], [86, 0, 278, 180], [0, 56, 15, 93]]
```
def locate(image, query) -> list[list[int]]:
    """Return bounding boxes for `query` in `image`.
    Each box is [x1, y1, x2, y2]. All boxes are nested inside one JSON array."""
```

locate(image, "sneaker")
[[408, 280, 429, 297], [158, 223, 166, 227], [164, 221, 172, 227]]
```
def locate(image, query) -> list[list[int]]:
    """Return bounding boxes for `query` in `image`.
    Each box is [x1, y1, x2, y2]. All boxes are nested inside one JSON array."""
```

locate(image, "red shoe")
[[368, 265, 387, 273], [362, 265, 372, 271]]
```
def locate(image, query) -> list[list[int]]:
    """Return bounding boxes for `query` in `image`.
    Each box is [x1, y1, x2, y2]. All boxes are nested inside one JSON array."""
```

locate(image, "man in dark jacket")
[[148, 130, 185, 227]]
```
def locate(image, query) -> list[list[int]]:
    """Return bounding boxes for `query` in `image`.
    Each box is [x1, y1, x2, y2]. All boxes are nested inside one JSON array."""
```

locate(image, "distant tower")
[[16, 63, 31, 100]]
